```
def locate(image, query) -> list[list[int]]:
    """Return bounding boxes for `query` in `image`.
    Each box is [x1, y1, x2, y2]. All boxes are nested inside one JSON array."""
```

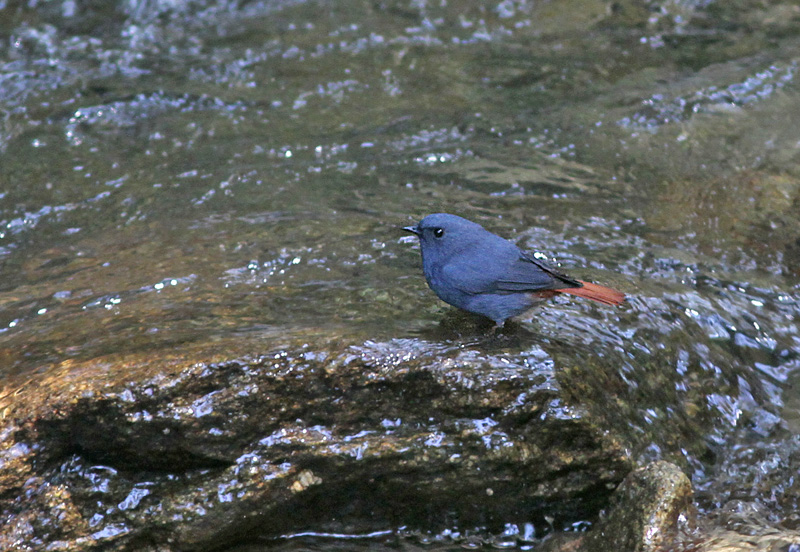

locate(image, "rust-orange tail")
[[556, 280, 625, 306]]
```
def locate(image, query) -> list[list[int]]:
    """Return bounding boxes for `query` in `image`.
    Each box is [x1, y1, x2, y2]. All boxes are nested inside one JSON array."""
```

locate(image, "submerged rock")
[[699, 527, 800, 552], [696, 500, 800, 551], [0, 337, 632, 551]]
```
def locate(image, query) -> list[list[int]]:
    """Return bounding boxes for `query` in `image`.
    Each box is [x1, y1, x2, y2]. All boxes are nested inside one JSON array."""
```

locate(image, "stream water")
[[2, 0, 800, 549]]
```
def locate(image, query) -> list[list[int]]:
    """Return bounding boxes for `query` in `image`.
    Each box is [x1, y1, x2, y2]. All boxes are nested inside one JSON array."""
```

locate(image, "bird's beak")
[[403, 225, 420, 236]]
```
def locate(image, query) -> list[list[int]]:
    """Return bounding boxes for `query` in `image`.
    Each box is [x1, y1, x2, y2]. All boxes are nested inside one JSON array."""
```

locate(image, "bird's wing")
[[493, 254, 578, 292], [442, 252, 578, 295]]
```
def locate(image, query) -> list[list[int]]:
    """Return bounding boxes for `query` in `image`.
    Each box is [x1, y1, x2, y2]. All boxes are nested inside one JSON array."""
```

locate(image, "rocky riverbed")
[[2, 0, 800, 550]]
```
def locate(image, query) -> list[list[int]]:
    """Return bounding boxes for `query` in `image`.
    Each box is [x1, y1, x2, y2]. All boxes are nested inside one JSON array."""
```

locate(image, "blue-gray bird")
[[404, 213, 624, 325]]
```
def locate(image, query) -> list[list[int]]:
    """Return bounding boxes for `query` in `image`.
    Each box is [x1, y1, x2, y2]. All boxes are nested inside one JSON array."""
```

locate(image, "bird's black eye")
[[433, 227, 444, 238]]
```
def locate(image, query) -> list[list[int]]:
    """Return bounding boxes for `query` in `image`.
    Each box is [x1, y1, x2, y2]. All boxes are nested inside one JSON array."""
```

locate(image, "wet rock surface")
[[580, 461, 696, 552], [0, 338, 631, 550]]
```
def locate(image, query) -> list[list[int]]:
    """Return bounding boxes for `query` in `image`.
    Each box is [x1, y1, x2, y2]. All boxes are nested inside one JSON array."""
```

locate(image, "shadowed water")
[[2, 0, 800, 548]]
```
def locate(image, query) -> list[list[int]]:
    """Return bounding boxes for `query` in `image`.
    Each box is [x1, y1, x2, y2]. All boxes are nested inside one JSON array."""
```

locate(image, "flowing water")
[[2, 0, 800, 548]]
